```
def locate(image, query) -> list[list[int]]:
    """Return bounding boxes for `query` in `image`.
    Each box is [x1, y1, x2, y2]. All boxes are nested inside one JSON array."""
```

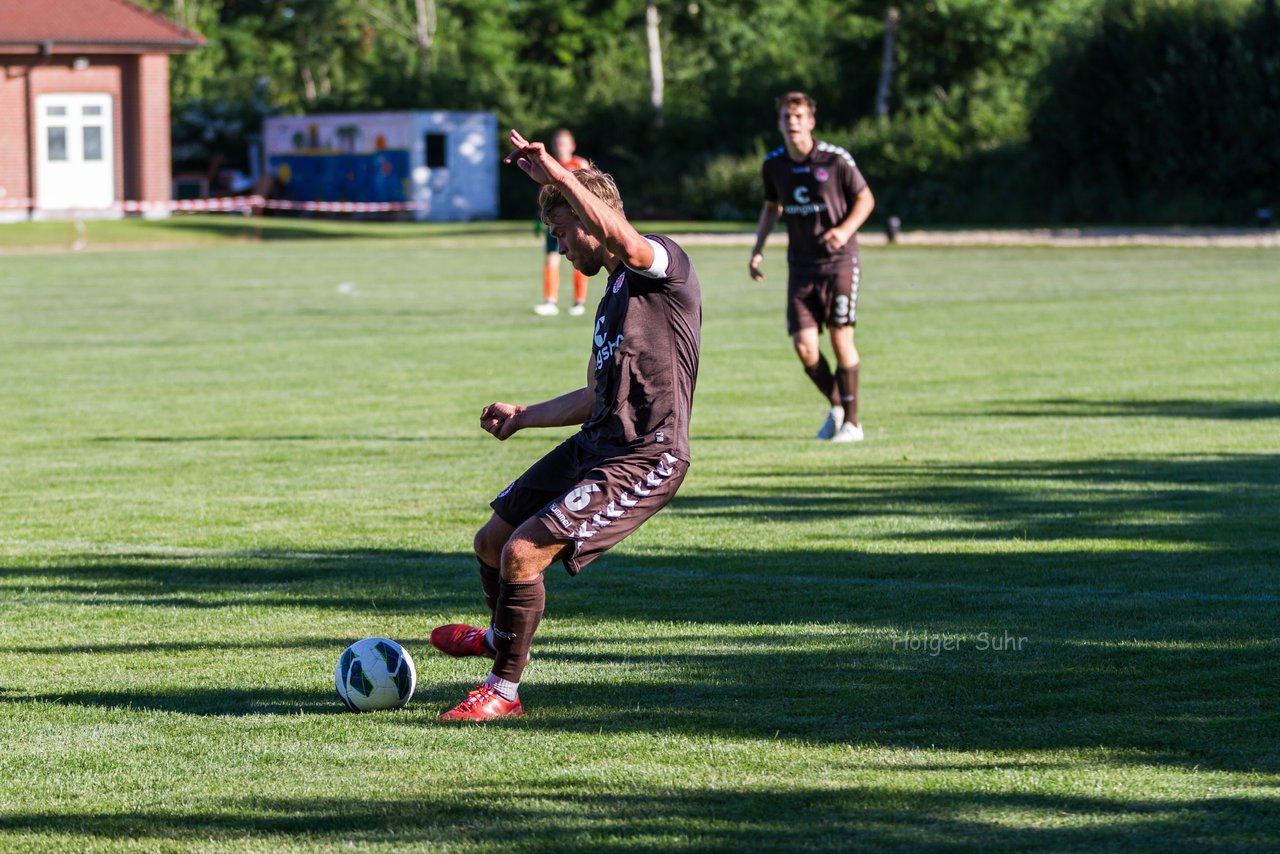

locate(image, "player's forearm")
[[515, 387, 594, 429], [751, 204, 782, 255], [839, 187, 876, 235], [555, 172, 652, 270]]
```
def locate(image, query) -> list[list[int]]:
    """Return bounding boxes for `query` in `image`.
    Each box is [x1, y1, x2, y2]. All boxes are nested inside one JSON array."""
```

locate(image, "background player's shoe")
[[816, 406, 845, 439], [430, 624, 495, 659], [534, 300, 560, 316], [438, 683, 523, 721], [568, 302, 586, 316], [830, 421, 864, 443]]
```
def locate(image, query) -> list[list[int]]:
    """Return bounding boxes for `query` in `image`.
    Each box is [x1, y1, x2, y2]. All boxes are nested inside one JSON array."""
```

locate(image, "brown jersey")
[[762, 140, 868, 272], [580, 235, 701, 460]]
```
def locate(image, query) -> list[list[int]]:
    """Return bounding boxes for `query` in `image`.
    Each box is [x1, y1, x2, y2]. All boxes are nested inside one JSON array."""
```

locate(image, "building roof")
[[0, 0, 203, 52]]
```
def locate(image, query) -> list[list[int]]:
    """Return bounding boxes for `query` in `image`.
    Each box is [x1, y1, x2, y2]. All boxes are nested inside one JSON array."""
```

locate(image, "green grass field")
[[0, 222, 1277, 851]]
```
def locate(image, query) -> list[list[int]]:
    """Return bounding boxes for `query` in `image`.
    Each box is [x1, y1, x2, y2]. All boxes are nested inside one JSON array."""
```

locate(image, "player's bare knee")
[[793, 340, 819, 366], [473, 521, 506, 568], [472, 529, 495, 567], [830, 328, 858, 365], [499, 537, 551, 582]]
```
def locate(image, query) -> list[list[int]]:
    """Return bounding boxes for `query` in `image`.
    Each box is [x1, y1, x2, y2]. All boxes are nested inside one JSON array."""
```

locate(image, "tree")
[[874, 5, 899, 117]]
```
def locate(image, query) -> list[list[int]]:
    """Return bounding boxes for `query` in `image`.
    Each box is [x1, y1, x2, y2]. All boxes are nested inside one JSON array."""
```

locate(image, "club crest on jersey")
[[814, 167, 829, 182]]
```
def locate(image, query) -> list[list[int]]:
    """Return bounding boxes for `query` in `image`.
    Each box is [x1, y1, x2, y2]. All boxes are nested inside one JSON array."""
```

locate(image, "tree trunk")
[[646, 0, 665, 128], [874, 5, 899, 118], [413, 0, 436, 74], [301, 65, 318, 104]]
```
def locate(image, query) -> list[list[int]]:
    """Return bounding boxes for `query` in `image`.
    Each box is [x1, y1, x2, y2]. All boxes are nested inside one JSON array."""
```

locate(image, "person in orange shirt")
[[534, 129, 592, 316]]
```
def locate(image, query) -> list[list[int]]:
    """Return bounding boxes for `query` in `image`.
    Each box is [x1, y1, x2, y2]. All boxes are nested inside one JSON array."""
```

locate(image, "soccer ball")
[[334, 637, 417, 711]]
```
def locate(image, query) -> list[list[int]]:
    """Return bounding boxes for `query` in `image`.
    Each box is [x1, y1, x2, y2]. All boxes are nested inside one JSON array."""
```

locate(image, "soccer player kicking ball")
[[431, 128, 703, 721], [749, 91, 875, 442]]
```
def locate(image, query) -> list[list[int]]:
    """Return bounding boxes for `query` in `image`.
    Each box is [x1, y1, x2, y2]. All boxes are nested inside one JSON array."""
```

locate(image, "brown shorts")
[[786, 260, 860, 335], [490, 434, 689, 576]]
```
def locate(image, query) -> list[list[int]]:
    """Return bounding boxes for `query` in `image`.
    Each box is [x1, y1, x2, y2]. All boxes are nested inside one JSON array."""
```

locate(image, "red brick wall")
[[0, 53, 174, 209], [0, 62, 31, 203], [134, 54, 170, 204]]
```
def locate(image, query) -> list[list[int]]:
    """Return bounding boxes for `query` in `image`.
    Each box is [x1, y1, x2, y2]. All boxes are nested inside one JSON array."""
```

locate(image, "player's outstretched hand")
[[748, 253, 766, 282], [503, 129, 569, 187], [480, 402, 523, 441]]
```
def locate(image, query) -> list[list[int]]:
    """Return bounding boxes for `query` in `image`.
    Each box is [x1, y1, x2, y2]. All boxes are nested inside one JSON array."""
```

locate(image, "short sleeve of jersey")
[[762, 160, 779, 204], [842, 159, 868, 198], [644, 234, 693, 293]]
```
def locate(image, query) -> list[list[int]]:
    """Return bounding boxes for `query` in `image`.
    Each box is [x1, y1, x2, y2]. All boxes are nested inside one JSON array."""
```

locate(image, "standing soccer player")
[[534, 128, 593, 316], [750, 92, 875, 442], [431, 128, 702, 721]]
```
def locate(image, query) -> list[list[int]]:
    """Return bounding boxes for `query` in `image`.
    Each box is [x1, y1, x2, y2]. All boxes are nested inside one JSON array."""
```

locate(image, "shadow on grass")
[[20, 686, 346, 716], [978, 398, 1280, 420], [1, 452, 1276, 771], [679, 453, 1280, 560], [0, 549, 473, 611], [0, 787, 1275, 848], [1, 547, 1276, 773]]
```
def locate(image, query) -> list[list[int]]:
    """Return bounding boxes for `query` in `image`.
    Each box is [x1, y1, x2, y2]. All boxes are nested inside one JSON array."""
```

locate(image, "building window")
[[425, 133, 447, 169], [83, 105, 102, 116], [48, 127, 68, 161], [84, 126, 103, 161], [47, 106, 67, 117]]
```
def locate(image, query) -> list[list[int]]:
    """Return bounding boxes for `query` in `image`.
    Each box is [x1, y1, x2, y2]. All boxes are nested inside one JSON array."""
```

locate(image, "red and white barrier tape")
[[260, 199, 428, 213], [2, 196, 430, 213]]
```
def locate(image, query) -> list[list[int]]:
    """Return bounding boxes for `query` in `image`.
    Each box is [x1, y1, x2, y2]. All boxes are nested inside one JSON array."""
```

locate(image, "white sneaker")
[[815, 406, 844, 439], [830, 421, 864, 443], [568, 302, 586, 316], [534, 301, 560, 316]]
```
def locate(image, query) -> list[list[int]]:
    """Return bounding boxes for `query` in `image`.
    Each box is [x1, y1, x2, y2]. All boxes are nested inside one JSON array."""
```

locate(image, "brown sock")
[[804, 357, 840, 406], [836, 364, 859, 425], [478, 560, 501, 620], [491, 577, 544, 683]]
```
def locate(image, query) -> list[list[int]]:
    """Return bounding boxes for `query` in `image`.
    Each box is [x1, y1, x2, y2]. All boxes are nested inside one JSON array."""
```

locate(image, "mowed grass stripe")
[[0, 234, 1277, 849]]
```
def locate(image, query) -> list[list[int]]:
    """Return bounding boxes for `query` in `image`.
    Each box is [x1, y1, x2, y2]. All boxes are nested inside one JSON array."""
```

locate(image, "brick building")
[[0, 0, 201, 220]]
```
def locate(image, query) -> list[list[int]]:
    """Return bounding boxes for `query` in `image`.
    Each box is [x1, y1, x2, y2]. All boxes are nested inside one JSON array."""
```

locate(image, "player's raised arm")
[[506, 129, 654, 273]]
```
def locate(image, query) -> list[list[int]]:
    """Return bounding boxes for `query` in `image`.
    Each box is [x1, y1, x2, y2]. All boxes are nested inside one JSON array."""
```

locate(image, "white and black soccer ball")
[[334, 637, 417, 711]]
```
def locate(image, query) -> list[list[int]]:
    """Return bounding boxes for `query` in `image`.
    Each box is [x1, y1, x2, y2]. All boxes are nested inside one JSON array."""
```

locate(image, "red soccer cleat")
[[438, 683, 523, 721], [430, 624, 495, 659]]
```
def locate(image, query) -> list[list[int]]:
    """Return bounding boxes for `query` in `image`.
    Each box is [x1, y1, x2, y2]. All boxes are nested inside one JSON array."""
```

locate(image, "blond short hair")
[[538, 165, 624, 226]]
